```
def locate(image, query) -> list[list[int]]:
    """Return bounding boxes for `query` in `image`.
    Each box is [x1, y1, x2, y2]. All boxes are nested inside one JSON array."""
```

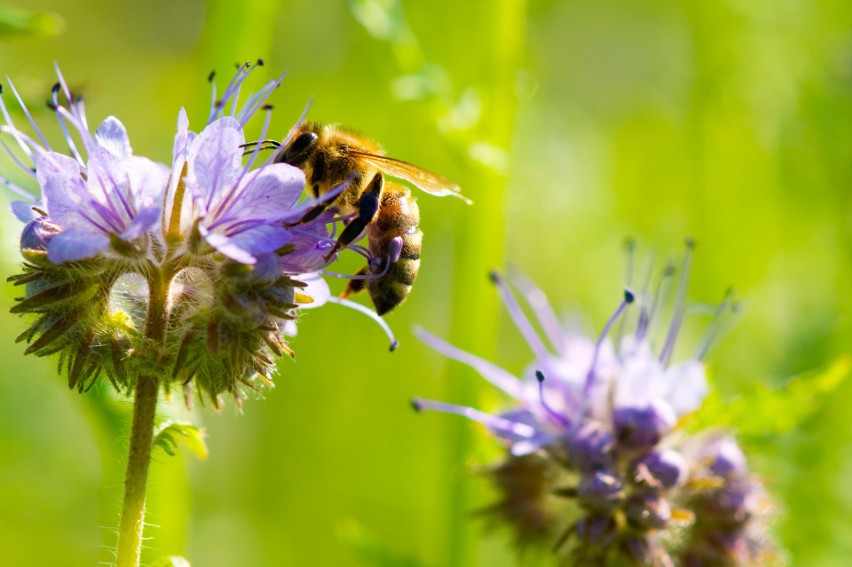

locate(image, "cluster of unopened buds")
[[414, 244, 778, 566]]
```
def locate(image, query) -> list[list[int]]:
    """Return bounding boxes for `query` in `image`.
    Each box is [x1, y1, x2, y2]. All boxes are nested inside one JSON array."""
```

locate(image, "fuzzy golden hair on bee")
[[267, 121, 468, 315]]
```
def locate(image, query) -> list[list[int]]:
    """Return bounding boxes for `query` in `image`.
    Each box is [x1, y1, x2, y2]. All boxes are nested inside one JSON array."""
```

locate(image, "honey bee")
[[262, 122, 469, 315]]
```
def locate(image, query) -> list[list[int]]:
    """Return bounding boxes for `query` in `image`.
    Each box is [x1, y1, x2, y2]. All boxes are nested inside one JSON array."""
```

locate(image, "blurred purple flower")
[[412, 244, 776, 565]]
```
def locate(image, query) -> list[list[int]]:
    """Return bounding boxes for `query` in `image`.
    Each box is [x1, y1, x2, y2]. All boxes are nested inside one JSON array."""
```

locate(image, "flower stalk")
[[2, 64, 400, 566], [115, 270, 168, 567]]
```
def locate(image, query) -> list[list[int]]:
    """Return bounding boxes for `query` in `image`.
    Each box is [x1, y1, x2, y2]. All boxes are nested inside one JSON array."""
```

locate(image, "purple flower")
[[1, 62, 398, 398], [1, 81, 169, 263], [411, 244, 776, 564], [413, 246, 714, 458]]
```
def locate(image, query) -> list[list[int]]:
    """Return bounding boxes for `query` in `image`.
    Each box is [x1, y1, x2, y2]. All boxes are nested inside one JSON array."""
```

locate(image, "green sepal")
[[153, 422, 208, 461]]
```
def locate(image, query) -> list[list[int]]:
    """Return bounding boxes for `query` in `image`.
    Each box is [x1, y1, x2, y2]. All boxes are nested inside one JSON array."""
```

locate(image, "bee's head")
[[279, 125, 319, 166]]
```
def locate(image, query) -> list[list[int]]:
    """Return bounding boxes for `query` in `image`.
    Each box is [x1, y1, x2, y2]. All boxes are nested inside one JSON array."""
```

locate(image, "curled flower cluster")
[[1, 62, 393, 405], [414, 244, 778, 566]]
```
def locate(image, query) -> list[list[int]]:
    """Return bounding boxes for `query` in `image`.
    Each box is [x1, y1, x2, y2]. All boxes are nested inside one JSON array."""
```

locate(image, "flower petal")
[[295, 273, 330, 308], [121, 205, 161, 241], [188, 116, 243, 213], [10, 200, 39, 222], [198, 225, 257, 264], [121, 155, 169, 206], [37, 152, 92, 228], [664, 360, 708, 415], [47, 226, 110, 263], [218, 163, 305, 222], [94, 116, 132, 159]]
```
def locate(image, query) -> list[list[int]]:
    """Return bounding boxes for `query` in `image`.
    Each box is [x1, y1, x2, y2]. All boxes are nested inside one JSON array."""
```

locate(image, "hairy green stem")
[[115, 273, 168, 567]]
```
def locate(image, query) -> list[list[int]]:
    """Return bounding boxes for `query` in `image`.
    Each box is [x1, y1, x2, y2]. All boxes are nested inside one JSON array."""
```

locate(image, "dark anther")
[[46, 102, 58, 111], [411, 399, 423, 412], [207, 70, 215, 82], [488, 270, 500, 284], [262, 104, 273, 111], [624, 288, 635, 303], [257, 58, 264, 66], [51, 82, 61, 94], [536, 370, 546, 383]]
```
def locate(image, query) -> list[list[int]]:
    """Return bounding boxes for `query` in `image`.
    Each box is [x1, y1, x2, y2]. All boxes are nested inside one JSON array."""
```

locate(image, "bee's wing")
[[349, 151, 472, 204]]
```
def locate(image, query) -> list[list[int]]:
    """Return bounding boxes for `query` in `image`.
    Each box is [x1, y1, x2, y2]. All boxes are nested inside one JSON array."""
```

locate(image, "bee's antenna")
[[240, 139, 281, 156]]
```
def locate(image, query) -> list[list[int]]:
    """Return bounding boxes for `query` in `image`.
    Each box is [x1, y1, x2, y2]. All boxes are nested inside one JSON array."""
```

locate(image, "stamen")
[[536, 370, 570, 428], [207, 72, 218, 123], [52, 62, 73, 102], [326, 296, 399, 351], [53, 104, 95, 155], [4, 77, 51, 151], [695, 288, 738, 360], [346, 242, 372, 261], [1, 139, 37, 179], [411, 398, 537, 438], [583, 288, 635, 398], [637, 262, 674, 341], [0, 83, 35, 162], [489, 270, 550, 360], [229, 62, 254, 117], [506, 267, 567, 354], [237, 72, 287, 127], [660, 239, 694, 365], [212, 105, 276, 222], [272, 97, 313, 163], [0, 173, 36, 200], [615, 239, 636, 346], [51, 86, 84, 166], [414, 326, 524, 398]]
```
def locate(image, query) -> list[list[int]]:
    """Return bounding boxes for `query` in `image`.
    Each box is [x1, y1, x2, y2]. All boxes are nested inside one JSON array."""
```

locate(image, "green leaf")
[[687, 357, 852, 444], [0, 5, 64, 38], [153, 422, 208, 461], [151, 556, 191, 567]]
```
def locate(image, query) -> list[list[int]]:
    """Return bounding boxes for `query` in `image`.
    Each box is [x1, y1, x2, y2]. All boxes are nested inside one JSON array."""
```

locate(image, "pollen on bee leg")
[[388, 236, 403, 263]]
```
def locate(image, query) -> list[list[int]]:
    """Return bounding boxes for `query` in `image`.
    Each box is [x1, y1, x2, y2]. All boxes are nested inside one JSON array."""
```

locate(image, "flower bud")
[[631, 448, 687, 490], [625, 492, 672, 531], [574, 515, 617, 548], [613, 400, 676, 451], [566, 422, 615, 472], [577, 470, 624, 512]]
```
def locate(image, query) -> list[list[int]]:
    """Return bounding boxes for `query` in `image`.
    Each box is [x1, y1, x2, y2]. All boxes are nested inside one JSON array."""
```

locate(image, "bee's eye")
[[282, 132, 318, 165]]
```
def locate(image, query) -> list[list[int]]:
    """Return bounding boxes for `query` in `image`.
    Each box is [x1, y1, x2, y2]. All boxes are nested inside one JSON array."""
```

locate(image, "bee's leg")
[[284, 156, 334, 227], [323, 173, 383, 261], [340, 266, 370, 298], [284, 201, 329, 227]]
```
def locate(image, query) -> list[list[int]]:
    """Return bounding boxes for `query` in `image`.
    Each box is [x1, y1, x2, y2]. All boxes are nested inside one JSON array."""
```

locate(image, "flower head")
[[2, 63, 395, 403], [413, 243, 777, 565]]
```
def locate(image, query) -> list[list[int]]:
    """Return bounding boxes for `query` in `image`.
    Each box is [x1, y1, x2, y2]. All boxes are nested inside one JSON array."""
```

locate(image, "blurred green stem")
[[443, 1, 525, 565], [115, 274, 168, 567]]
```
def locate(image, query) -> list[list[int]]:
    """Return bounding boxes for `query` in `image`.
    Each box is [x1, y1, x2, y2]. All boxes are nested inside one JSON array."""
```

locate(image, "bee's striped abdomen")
[[366, 184, 421, 315]]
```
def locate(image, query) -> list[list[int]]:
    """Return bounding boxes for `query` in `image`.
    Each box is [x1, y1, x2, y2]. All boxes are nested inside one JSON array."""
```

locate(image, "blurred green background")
[[1, 0, 850, 565]]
